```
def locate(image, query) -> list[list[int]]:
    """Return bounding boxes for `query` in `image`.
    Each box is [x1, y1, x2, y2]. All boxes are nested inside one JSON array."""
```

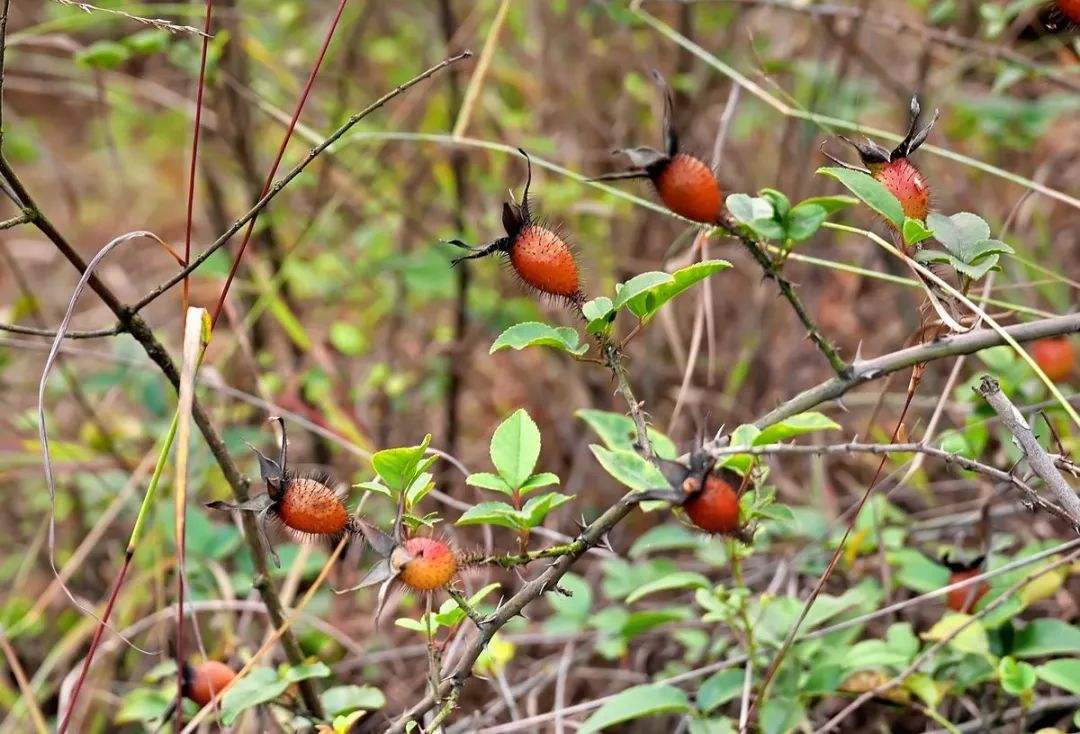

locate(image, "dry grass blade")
[[51, 0, 210, 36]]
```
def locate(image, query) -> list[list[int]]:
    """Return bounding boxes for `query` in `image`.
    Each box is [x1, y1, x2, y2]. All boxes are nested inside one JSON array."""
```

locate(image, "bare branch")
[[976, 375, 1080, 526]]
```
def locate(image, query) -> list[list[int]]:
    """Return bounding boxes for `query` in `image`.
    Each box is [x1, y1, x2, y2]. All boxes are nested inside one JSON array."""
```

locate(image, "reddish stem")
[[181, 0, 214, 317], [58, 550, 133, 734], [211, 0, 350, 328]]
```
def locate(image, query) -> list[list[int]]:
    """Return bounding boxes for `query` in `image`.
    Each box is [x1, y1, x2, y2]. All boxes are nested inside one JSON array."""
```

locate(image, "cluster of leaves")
[[456, 409, 570, 535], [818, 166, 1015, 283], [490, 260, 731, 356], [573, 488, 1080, 733], [726, 189, 856, 254], [356, 434, 440, 530]]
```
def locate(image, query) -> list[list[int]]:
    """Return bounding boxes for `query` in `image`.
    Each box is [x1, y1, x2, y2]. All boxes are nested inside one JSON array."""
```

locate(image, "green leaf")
[[221, 667, 289, 726], [521, 492, 574, 527], [547, 572, 593, 620], [624, 261, 731, 322], [784, 203, 827, 242], [888, 548, 949, 594], [75, 40, 132, 70], [952, 255, 1000, 281], [455, 501, 525, 530], [490, 409, 542, 490], [968, 239, 1014, 261], [927, 211, 990, 260], [844, 639, 912, 672], [124, 29, 171, 55], [725, 193, 774, 224], [329, 321, 368, 356], [281, 662, 331, 682], [582, 296, 615, 322], [320, 685, 386, 717], [760, 697, 805, 734], [747, 218, 786, 241], [1036, 659, 1080, 696], [613, 271, 676, 310], [697, 669, 744, 713], [489, 322, 588, 356], [922, 613, 990, 657], [754, 412, 840, 445], [519, 472, 560, 495], [1011, 619, 1080, 658], [999, 656, 1036, 696], [465, 472, 513, 495], [759, 188, 791, 218], [628, 524, 702, 558], [902, 217, 934, 247], [625, 572, 712, 603], [116, 688, 172, 725], [590, 445, 669, 491], [581, 296, 616, 334], [817, 167, 904, 228], [576, 409, 678, 460], [579, 684, 691, 733], [796, 195, 858, 214], [371, 436, 431, 494]]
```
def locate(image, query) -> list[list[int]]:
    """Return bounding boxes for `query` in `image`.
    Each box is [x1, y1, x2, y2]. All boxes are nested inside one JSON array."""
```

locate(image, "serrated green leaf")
[[490, 409, 542, 490], [817, 167, 904, 228], [519, 471, 560, 495], [455, 501, 525, 530], [371, 436, 431, 494], [590, 445, 669, 491], [575, 408, 678, 460], [465, 472, 513, 495], [579, 684, 691, 733], [489, 322, 587, 356], [624, 261, 731, 322], [320, 685, 385, 718], [613, 271, 676, 310], [902, 217, 934, 247], [521, 492, 574, 526]]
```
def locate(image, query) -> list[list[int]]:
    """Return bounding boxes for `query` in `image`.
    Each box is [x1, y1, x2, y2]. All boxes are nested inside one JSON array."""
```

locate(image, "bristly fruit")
[[394, 537, 459, 591], [682, 472, 741, 534], [829, 96, 938, 223], [593, 70, 723, 224], [942, 554, 988, 613], [339, 523, 462, 621], [183, 660, 236, 707], [447, 149, 583, 304], [1031, 336, 1075, 382], [206, 417, 354, 566]]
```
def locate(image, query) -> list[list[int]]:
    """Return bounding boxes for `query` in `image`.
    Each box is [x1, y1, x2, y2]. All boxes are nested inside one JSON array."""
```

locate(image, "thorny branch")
[[717, 212, 849, 376]]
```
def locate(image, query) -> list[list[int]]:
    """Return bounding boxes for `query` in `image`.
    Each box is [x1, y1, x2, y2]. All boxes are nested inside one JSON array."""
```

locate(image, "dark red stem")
[[211, 0, 350, 328]]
